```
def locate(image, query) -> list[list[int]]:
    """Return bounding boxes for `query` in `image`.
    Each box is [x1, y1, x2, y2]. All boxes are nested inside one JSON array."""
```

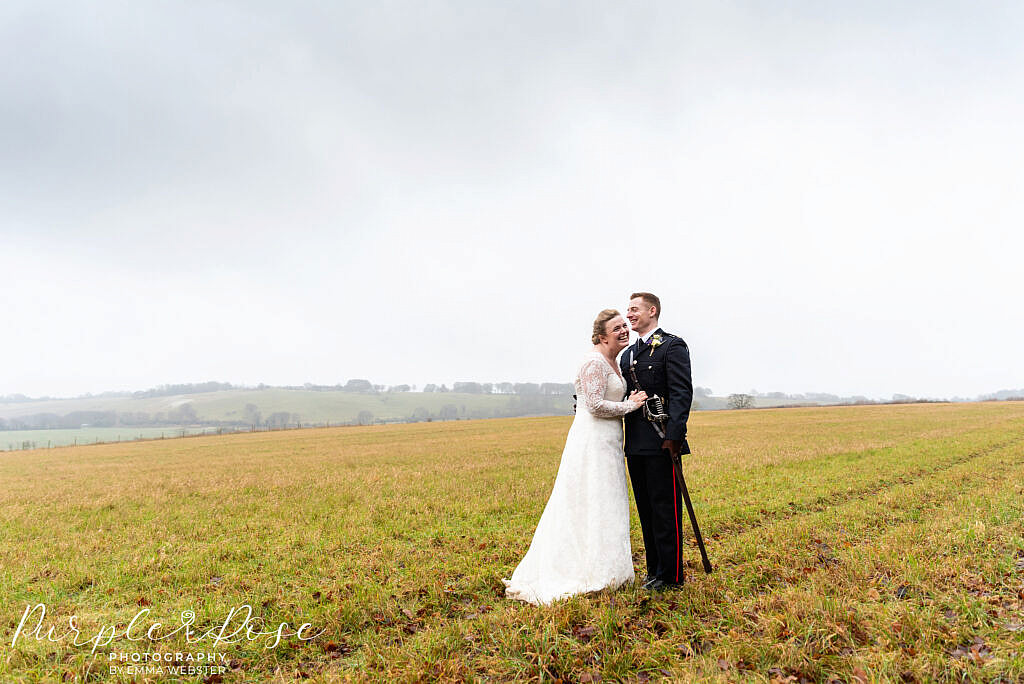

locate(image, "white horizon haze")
[[2, 2, 1022, 401]]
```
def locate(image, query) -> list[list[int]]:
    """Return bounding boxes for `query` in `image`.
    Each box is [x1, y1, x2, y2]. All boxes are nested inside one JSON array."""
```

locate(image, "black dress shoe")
[[645, 578, 684, 592]]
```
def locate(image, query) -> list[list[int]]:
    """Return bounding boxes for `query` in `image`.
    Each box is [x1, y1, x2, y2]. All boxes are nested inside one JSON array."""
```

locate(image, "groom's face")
[[627, 297, 658, 335]]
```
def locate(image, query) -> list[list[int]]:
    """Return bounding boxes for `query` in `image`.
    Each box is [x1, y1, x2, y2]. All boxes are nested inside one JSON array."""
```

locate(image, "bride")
[[504, 309, 647, 605]]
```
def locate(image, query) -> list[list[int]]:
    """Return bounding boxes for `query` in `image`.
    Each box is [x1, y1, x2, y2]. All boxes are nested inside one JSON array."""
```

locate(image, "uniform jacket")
[[619, 328, 693, 456]]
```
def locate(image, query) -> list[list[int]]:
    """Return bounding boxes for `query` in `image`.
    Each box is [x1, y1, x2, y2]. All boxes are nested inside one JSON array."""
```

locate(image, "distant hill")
[[0, 388, 574, 429], [0, 385, 922, 432], [4, 381, 1016, 433]]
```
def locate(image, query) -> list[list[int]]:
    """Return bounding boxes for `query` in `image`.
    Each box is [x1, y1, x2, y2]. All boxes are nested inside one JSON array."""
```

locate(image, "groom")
[[621, 292, 694, 590]]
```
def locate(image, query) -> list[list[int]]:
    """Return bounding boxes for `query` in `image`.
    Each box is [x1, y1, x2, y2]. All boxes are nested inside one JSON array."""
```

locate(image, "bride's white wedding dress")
[[503, 351, 640, 605]]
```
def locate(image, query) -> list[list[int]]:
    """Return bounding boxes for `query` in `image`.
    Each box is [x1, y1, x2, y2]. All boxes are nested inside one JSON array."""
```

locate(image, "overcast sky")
[[2, 1, 1022, 400]]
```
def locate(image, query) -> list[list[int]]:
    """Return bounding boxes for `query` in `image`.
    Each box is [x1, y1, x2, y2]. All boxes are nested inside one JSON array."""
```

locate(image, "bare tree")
[[727, 394, 754, 410]]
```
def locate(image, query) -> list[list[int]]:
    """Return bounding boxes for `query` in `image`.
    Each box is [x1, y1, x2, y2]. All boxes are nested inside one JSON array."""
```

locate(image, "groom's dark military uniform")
[[620, 328, 693, 585]]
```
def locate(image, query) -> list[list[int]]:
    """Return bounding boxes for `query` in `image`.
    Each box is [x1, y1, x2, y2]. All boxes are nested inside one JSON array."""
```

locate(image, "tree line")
[[0, 405, 305, 431], [0, 392, 576, 431], [0, 405, 213, 430]]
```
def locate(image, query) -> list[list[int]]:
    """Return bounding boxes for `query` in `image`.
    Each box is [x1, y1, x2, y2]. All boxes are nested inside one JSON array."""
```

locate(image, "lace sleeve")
[[577, 358, 639, 418]]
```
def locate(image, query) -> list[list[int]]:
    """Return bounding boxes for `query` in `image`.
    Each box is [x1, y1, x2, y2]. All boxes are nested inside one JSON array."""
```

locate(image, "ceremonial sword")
[[628, 349, 713, 574]]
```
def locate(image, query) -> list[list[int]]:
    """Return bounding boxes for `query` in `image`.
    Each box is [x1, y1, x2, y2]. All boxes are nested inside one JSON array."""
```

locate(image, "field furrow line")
[[713, 440, 1024, 567], [704, 433, 1024, 540]]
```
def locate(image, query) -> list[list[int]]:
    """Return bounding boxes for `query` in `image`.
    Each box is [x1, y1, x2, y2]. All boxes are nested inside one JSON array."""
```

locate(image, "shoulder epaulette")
[[665, 333, 688, 349]]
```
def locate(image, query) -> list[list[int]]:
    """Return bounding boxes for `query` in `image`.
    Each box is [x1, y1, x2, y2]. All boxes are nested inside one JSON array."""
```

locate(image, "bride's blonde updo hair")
[[591, 309, 622, 345]]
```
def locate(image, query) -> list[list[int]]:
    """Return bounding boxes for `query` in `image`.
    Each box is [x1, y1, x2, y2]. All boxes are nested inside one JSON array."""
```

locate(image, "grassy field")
[[0, 426, 225, 451], [1, 402, 1022, 682]]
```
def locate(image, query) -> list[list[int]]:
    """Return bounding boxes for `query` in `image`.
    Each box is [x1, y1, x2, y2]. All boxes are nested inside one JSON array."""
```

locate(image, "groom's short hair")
[[630, 292, 661, 318]]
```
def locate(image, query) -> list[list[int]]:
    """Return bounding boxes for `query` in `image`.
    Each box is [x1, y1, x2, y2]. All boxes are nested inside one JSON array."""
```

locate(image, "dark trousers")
[[627, 451, 684, 584]]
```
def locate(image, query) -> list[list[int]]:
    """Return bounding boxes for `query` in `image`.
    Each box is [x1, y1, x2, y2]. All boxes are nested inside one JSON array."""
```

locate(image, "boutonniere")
[[648, 333, 663, 356]]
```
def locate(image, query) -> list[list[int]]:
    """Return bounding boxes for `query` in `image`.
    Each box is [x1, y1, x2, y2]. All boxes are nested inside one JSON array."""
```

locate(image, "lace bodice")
[[574, 351, 640, 418]]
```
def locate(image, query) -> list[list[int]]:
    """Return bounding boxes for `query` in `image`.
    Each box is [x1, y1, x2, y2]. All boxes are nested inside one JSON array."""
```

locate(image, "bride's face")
[[602, 316, 630, 352]]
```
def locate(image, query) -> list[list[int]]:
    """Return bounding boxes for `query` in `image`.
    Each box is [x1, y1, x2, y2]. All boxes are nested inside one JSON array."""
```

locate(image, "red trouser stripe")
[[672, 463, 680, 583]]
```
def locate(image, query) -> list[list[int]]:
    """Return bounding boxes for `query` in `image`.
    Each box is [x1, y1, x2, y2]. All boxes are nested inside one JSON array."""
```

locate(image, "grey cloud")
[[2, 1, 1022, 397]]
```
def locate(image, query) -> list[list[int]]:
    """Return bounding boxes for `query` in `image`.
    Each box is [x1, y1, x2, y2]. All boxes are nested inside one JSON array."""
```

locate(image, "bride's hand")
[[628, 390, 648, 406]]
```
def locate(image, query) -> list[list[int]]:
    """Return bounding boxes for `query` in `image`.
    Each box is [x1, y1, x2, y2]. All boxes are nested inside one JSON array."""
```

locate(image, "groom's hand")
[[662, 439, 681, 458]]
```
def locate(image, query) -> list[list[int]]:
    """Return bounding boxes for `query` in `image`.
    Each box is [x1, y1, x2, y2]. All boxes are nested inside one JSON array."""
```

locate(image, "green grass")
[[1, 403, 1022, 682]]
